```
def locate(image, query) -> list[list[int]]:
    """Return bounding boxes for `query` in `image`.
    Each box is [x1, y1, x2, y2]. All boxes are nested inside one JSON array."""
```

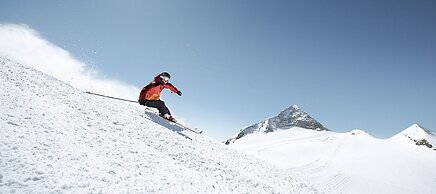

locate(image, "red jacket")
[[139, 75, 180, 101]]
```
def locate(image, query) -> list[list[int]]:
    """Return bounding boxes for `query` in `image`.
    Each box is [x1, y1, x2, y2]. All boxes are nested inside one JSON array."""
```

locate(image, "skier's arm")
[[165, 83, 181, 95]]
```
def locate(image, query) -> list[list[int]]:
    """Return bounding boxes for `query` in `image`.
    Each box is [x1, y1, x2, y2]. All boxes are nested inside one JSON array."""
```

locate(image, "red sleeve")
[[164, 83, 180, 93]]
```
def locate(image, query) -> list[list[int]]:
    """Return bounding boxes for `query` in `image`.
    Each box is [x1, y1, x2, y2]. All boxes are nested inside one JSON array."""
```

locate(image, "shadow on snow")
[[142, 110, 192, 140]]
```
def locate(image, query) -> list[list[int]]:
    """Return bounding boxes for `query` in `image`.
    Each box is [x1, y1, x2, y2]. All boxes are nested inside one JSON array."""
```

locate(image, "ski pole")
[[85, 91, 138, 103]]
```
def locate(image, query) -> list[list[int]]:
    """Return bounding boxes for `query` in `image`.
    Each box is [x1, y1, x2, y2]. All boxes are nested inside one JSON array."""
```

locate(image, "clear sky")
[[1, 0, 435, 141]]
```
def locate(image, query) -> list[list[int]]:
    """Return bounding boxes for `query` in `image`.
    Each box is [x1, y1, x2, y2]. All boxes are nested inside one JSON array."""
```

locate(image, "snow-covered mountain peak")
[[277, 105, 304, 121], [225, 105, 328, 144], [290, 105, 300, 110], [276, 105, 328, 130], [390, 124, 436, 150], [280, 104, 301, 114], [394, 124, 434, 140]]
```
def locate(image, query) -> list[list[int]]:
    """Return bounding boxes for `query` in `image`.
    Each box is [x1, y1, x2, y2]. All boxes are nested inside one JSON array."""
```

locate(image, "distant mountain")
[[225, 105, 328, 144], [391, 124, 436, 149]]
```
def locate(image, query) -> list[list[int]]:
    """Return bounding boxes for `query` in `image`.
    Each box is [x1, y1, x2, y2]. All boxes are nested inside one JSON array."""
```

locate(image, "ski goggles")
[[160, 76, 170, 83]]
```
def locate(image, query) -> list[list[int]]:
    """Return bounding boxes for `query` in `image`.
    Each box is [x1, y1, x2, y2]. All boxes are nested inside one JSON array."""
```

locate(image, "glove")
[[177, 91, 182, 96]]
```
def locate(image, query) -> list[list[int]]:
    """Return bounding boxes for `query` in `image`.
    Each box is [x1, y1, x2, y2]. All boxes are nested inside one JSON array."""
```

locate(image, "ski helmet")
[[159, 72, 171, 83]]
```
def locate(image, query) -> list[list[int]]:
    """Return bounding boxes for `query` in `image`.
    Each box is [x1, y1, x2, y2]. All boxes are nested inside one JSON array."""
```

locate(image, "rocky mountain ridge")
[[225, 105, 329, 144]]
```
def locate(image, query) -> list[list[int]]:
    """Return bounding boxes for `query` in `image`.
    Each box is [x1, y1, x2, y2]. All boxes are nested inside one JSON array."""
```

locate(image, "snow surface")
[[231, 126, 436, 194], [0, 57, 322, 193]]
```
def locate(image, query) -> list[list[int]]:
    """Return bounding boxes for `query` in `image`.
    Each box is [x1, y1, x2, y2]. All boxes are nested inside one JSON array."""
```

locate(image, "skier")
[[138, 72, 182, 122]]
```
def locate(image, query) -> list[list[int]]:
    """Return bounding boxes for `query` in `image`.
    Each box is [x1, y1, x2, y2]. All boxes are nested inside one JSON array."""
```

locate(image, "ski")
[[170, 120, 203, 134], [142, 107, 203, 134]]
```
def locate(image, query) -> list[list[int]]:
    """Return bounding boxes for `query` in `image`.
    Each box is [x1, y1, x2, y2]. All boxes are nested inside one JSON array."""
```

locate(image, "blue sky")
[[1, 0, 435, 140]]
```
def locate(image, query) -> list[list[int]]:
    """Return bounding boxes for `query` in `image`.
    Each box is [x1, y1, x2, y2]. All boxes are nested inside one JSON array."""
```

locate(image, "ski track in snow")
[[0, 57, 322, 193]]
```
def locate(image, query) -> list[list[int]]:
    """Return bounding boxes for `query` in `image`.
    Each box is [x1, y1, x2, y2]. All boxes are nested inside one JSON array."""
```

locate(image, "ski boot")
[[161, 113, 175, 122]]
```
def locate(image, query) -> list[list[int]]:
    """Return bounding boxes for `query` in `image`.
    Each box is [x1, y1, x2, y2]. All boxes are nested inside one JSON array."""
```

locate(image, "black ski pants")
[[139, 99, 171, 116]]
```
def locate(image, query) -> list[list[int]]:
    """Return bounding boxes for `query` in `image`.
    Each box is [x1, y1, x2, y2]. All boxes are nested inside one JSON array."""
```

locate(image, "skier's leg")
[[138, 99, 147, 106], [145, 100, 171, 116], [157, 100, 171, 116]]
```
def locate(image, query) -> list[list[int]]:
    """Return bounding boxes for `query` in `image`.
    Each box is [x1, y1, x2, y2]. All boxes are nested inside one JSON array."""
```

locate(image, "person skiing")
[[138, 72, 182, 122]]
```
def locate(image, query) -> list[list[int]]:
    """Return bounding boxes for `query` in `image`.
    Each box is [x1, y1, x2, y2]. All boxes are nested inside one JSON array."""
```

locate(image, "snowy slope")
[[230, 126, 436, 194], [0, 57, 322, 193]]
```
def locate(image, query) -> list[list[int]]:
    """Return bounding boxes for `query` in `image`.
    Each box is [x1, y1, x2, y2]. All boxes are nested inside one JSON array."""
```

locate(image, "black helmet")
[[159, 72, 171, 83]]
